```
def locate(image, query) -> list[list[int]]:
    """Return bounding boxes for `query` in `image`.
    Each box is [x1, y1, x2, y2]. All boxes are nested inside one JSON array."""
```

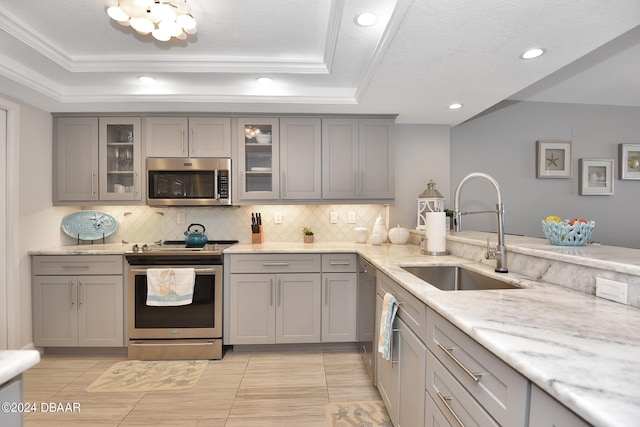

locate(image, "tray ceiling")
[[0, 0, 639, 125]]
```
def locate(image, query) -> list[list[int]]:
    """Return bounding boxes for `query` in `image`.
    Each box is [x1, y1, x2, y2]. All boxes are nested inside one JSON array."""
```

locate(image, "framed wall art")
[[619, 143, 640, 180], [536, 140, 572, 178], [579, 159, 614, 195]]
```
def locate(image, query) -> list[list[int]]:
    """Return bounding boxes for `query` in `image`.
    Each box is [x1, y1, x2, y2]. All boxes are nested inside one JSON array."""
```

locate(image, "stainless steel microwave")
[[146, 158, 231, 206]]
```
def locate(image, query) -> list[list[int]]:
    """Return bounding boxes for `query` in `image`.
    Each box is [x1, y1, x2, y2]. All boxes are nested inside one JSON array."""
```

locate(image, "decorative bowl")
[[255, 134, 272, 144], [388, 225, 410, 244], [541, 220, 595, 246]]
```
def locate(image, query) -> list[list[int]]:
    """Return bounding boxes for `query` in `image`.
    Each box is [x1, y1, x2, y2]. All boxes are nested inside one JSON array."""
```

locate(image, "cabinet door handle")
[[282, 171, 287, 198], [190, 128, 195, 155], [361, 170, 366, 196], [69, 282, 74, 307], [269, 279, 274, 306], [437, 342, 481, 382], [134, 171, 139, 196], [324, 278, 329, 305], [277, 279, 282, 306], [91, 173, 96, 197], [390, 328, 400, 364], [354, 171, 358, 196], [436, 391, 465, 427], [78, 282, 84, 305]]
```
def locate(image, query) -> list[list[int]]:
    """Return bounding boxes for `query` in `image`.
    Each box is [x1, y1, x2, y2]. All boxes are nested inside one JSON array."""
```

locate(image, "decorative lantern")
[[417, 180, 445, 230]]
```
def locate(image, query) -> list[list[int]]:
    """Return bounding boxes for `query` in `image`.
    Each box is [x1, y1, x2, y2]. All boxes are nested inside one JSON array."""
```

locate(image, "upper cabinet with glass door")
[[236, 118, 280, 200], [98, 117, 142, 201]]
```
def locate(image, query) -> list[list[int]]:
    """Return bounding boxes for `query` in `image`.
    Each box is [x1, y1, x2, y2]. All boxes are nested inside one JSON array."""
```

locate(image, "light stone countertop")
[[0, 350, 40, 385], [225, 237, 640, 427], [29, 233, 640, 426]]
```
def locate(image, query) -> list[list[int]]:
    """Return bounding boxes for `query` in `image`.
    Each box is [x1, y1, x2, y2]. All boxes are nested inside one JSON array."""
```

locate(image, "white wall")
[[17, 100, 75, 348], [390, 124, 451, 229], [451, 101, 640, 249]]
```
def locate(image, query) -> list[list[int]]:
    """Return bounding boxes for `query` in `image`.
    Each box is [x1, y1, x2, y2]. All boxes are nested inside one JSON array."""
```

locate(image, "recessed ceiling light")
[[256, 77, 273, 85], [355, 12, 377, 27], [448, 103, 463, 110], [137, 76, 156, 84], [520, 48, 546, 60]]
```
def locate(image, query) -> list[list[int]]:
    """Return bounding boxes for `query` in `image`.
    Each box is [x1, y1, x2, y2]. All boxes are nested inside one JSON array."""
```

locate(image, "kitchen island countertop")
[[0, 350, 40, 385]]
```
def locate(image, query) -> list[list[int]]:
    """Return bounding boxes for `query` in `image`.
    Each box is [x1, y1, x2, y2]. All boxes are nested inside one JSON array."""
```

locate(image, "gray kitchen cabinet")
[[31, 255, 124, 347], [321, 254, 357, 342], [98, 117, 142, 201], [54, 117, 99, 202], [279, 117, 322, 199], [529, 384, 590, 427], [144, 116, 231, 157], [376, 271, 426, 427], [54, 116, 142, 204], [426, 307, 528, 427], [228, 273, 321, 344], [236, 117, 280, 200], [228, 253, 322, 344], [322, 118, 395, 200], [0, 377, 23, 427]]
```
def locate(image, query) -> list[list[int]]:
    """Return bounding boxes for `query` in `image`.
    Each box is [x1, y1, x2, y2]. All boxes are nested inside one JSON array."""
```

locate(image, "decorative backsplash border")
[[78, 204, 390, 244]]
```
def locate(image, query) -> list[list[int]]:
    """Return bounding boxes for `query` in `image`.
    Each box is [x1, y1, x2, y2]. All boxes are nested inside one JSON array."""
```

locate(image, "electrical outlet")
[[274, 211, 283, 224], [348, 211, 356, 224], [330, 211, 338, 224], [596, 277, 628, 304], [176, 212, 186, 224]]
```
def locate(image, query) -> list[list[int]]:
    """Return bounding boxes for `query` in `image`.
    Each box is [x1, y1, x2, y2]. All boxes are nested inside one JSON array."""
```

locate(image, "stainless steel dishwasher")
[[358, 257, 377, 385]]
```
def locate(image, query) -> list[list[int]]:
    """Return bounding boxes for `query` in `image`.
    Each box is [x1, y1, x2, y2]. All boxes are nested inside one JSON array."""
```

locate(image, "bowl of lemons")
[[542, 216, 595, 246]]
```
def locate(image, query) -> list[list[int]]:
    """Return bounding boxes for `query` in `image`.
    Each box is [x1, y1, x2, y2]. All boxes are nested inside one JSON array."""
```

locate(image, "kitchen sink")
[[401, 265, 521, 291]]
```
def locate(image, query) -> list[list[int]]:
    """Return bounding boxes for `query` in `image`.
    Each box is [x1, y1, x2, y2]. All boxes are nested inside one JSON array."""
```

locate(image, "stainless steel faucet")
[[453, 172, 508, 273]]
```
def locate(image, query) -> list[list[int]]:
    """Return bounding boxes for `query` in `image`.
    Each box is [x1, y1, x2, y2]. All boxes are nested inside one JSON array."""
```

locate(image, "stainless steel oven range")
[[124, 240, 236, 360]]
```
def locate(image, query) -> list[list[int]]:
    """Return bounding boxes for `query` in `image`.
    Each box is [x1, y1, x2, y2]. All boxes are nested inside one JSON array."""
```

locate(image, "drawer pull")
[[262, 262, 290, 267], [437, 342, 481, 382], [62, 265, 90, 269], [436, 391, 465, 427], [329, 261, 351, 266]]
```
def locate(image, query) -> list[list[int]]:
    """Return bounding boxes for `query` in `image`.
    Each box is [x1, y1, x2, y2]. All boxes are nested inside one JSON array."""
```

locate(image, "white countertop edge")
[[0, 350, 40, 385]]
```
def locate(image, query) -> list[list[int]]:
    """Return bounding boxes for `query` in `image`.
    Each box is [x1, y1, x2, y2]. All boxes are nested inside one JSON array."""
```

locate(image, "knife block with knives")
[[251, 212, 264, 244]]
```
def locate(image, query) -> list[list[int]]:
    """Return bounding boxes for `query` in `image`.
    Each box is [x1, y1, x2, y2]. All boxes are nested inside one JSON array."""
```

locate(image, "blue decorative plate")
[[61, 210, 118, 240]]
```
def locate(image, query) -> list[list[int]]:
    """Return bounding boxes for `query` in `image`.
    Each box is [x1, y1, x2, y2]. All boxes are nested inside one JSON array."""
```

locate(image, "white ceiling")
[[0, 0, 639, 125]]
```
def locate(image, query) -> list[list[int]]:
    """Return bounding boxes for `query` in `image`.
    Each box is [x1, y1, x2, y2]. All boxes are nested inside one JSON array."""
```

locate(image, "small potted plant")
[[303, 227, 314, 243]]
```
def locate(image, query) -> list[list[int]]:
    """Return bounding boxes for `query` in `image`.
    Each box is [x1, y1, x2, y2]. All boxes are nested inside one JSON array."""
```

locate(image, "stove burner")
[[125, 240, 238, 265]]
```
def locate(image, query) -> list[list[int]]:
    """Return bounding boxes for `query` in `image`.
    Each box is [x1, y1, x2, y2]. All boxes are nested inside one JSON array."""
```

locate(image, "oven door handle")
[[129, 268, 217, 274]]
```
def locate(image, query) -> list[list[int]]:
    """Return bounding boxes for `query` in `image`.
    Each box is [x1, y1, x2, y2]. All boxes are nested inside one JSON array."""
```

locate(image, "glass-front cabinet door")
[[99, 117, 142, 201], [237, 118, 280, 200]]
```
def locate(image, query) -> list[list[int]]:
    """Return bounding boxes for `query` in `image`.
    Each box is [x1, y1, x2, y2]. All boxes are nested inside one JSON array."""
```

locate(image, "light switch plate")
[[348, 211, 356, 223], [330, 211, 338, 224], [596, 277, 628, 304], [177, 212, 186, 224], [274, 211, 282, 224]]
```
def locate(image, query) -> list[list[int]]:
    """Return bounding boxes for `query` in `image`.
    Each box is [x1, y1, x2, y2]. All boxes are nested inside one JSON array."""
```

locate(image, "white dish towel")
[[377, 292, 399, 361], [146, 268, 195, 306]]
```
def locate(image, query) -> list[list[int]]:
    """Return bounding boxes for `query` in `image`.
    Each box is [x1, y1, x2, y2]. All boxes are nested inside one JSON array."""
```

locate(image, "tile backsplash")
[[79, 204, 390, 244]]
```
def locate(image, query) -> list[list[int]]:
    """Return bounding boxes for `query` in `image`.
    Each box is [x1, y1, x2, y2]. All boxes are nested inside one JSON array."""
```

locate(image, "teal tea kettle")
[[184, 223, 208, 248]]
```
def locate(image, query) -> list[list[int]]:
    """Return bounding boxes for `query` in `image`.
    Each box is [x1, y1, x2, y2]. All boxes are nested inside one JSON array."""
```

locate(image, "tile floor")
[[22, 348, 381, 426]]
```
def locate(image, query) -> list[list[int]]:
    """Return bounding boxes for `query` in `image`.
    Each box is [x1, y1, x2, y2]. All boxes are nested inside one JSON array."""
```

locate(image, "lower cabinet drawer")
[[229, 254, 321, 273], [321, 253, 357, 272], [377, 272, 426, 339], [426, 350, 499, 427], [425, 391, 453, 427], [32, 255, 123, 275], [426, 308, 528, 427]]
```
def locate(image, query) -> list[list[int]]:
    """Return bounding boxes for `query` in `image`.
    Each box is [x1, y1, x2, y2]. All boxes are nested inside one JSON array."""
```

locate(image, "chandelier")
[[106, 0, 197, 42]]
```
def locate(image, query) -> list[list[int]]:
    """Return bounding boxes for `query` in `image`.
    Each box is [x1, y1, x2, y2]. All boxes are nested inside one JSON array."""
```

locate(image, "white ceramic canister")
[[354, 227, 368, 243]]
